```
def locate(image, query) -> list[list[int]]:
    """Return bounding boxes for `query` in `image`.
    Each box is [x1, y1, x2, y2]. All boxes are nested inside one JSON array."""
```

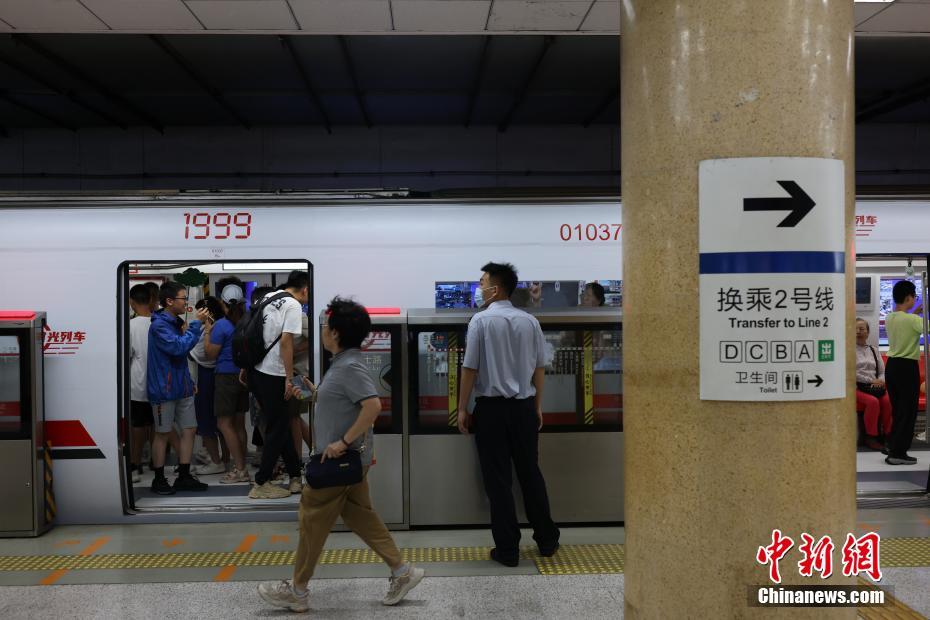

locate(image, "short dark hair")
[[481, 262, 518, 297], [159, 281, 185, 307], [586, 282, 606, 306], [284, 270, 310, 291], [144, 281, 160, 303], [893, 280, 916, 304], [196, 296, 225, 321], [129, 284, 151, 306], [251, 286, 274, 306], [226, 300, 246, 326], [326, 296, 371, 350]]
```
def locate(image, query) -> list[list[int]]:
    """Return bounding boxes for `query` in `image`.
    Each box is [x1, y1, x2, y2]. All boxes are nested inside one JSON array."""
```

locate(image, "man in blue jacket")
[[148, 281, 210, 495]]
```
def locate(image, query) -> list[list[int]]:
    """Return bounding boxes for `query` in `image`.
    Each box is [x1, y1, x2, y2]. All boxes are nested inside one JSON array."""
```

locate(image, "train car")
[[0, 193, 927, 524]]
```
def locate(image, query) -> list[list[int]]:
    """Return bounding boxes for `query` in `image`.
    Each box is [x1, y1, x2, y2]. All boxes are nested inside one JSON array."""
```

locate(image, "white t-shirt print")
[[254, 291, 304, 377]]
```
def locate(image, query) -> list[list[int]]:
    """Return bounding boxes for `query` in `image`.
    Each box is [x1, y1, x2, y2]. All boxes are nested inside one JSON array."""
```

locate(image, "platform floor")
[[1, 513, 929, 618]]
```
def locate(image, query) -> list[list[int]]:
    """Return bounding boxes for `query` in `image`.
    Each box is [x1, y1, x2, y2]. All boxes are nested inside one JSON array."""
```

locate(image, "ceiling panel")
[[0, 0, 107, 30], [488, 1, 592, 31], [392, 1, 491, 32], [858, 2, 930, 33], [81, 0, 203, 30], [185, 0, 298, 30], [580, 0, 618, 32], [288, 0, 393, 32]]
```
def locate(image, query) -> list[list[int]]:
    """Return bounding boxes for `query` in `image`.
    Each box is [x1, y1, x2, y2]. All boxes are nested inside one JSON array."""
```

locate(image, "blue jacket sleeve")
[[151, 319, 203, 356]]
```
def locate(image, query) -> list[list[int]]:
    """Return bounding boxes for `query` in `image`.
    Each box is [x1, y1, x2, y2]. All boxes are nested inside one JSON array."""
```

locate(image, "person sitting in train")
[[190, 296, 227, 476], [147, 281, 210, 495], [457, 262, 561, 567], [205, 300, 251, 484], [258, 297, 425, 612], [855, 318, 892, 452], [581, 281, 606, 307], [884, 280, 923, 466]]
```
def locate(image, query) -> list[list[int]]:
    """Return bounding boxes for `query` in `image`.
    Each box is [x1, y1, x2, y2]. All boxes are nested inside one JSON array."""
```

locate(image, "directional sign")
[[699, 157, 845, 401]]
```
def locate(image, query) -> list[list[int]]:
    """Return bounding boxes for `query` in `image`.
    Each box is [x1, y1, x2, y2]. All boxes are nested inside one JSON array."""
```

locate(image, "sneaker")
[[289, 478, 303, 494], [885, 455, 916, 466], [194, 447, 212, 465], [151, 476, 175, 495], [249, 481, 290, 499], [382, 566, 425, 606], [864, 437, 884, 452], [901, 454, 918, 464], [220, 468, 251, 484], [490, 548, 519, 567], [131, 469, 141, 483], [257, 580, 309, 613], [173, 475, 208, 492], [538, 542, 560, 557], [194, 460, 226, 476]]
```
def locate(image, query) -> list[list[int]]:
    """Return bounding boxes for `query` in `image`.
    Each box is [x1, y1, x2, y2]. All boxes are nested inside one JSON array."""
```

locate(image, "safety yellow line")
[[39, 536, 110, 585]]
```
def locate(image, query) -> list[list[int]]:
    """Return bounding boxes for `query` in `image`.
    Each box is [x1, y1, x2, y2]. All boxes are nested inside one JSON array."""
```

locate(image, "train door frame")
[[855, 253, 930, 499], [116, 258, 315, 515]]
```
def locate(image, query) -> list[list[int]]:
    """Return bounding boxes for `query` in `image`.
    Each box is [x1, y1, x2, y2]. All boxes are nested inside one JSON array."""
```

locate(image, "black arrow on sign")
[[807, 375, 824, 388], [743, 180, 815, 227]]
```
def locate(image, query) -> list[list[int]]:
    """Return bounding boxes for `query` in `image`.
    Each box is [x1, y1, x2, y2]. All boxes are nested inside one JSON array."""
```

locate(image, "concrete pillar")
[[620, 2, 856, 618]]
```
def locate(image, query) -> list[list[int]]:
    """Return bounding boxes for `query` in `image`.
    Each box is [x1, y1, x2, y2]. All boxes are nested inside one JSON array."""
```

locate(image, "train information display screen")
[[878, 276, 924, 345]]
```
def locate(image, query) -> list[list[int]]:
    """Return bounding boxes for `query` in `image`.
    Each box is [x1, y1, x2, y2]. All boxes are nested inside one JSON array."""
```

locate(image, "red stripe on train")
[[45, 420, 97, 448]]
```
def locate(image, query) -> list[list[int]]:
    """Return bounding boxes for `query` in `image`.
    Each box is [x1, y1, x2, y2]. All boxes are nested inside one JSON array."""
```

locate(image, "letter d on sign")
[[721, 341, 742, 363]]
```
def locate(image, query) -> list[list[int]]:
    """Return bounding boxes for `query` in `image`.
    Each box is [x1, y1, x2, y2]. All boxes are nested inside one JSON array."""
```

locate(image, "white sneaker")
[[916, 431, 927, 442], [220, 468, 251, 484], [194, 460, 226, 475], [249, 481, 291, 499], [194, 447, 212, 465], [257, 580, 309, 613], [382, 566, 425, 606]]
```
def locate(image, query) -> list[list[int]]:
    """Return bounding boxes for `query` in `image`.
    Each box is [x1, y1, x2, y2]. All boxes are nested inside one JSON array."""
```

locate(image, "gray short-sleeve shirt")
[[462, 300, 547, 398], [312, 348, 379, 466]]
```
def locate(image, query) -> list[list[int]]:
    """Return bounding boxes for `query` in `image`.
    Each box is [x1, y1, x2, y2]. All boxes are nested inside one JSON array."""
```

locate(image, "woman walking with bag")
[[258, 297, 424, 612], [855, 318, 893, 452]]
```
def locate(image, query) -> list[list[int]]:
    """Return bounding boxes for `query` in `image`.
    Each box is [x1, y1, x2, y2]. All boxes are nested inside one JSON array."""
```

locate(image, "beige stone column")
[[621, 1, 856, 618]]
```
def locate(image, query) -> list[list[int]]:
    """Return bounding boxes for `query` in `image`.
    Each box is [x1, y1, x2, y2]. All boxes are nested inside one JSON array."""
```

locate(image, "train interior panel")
[[119, 260, 313, 515], [855, 255, 930, 499]]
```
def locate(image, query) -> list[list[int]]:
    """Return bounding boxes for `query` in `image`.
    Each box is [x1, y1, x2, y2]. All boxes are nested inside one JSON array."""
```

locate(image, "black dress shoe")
[[490, 548, 519, 567], [538, 542, 560, 557]]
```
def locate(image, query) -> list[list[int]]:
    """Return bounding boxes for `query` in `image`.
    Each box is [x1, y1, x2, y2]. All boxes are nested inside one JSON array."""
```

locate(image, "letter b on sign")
[[772, 341, 791, 363]]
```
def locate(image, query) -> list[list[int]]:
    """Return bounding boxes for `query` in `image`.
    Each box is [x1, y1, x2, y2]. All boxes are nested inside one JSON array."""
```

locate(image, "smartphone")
[[291, 376, 314, 400]]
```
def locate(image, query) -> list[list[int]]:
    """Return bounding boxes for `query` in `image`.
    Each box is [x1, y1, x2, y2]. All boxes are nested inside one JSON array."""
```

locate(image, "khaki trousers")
[[293, 471, 403, 585]]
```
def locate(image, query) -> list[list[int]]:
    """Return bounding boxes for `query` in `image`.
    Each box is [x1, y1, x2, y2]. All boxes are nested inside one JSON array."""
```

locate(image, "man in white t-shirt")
[[129, 284, 155, 483], [247, 271, 310, 499]]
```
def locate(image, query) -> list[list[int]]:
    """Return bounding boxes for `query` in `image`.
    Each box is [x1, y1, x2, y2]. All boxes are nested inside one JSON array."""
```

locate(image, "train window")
[[409, 325, 622, 433], [118, 259, 313, 513]]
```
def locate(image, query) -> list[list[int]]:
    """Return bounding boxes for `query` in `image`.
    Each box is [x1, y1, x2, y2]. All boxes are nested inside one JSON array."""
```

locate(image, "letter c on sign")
[[758, 588, 768, 604], [750, 344, 764, 360]]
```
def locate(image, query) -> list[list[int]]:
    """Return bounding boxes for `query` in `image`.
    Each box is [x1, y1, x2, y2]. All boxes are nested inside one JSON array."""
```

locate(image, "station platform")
[[0, 509, 929, 619]]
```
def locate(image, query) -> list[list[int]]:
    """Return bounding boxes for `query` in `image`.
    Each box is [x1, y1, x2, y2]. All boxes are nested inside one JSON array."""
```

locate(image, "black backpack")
[[232, 291, 293, 369]]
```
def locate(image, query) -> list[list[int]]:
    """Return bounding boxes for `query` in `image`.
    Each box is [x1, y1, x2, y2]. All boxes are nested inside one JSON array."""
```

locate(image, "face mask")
[[474, 285, 497, 308]]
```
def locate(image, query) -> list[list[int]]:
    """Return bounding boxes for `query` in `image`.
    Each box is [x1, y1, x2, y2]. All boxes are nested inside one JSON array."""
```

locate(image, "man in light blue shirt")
[[457, 262, 560, 567]]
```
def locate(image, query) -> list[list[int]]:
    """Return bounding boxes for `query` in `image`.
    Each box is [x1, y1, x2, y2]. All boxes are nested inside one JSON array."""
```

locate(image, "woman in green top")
[[884, 280, 923, 465]]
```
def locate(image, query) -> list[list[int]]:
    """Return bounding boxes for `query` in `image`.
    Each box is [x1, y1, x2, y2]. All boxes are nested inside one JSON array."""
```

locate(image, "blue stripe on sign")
[[699, 251, 845, 274]]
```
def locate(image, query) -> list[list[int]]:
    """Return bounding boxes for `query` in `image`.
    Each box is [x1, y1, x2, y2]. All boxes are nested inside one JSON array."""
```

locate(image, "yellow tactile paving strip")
[[3, 539, 930, 573], [857, 578, 927, 620]]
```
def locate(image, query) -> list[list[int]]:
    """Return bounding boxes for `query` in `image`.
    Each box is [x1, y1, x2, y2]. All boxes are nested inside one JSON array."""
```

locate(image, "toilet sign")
[[699, 157, 845, 401]]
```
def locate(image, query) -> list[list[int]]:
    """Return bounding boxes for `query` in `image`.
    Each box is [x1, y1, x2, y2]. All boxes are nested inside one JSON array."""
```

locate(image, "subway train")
[[0, 193, 926, 526]]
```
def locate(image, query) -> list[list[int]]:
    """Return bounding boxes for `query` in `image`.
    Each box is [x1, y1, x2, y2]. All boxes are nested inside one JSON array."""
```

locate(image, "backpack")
[[232, 291, 293, 369]]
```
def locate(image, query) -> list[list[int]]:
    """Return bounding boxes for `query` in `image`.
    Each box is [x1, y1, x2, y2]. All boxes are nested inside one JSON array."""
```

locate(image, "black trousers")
[[249, 369, 302, 485], [473, 396, 559, 560], [885, 357, 920, 458]]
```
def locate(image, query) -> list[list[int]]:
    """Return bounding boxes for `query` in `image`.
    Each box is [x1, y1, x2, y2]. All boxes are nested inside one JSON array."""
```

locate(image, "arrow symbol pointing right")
[[743, 180, 815, 227], [806, 375, 824, 388]]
